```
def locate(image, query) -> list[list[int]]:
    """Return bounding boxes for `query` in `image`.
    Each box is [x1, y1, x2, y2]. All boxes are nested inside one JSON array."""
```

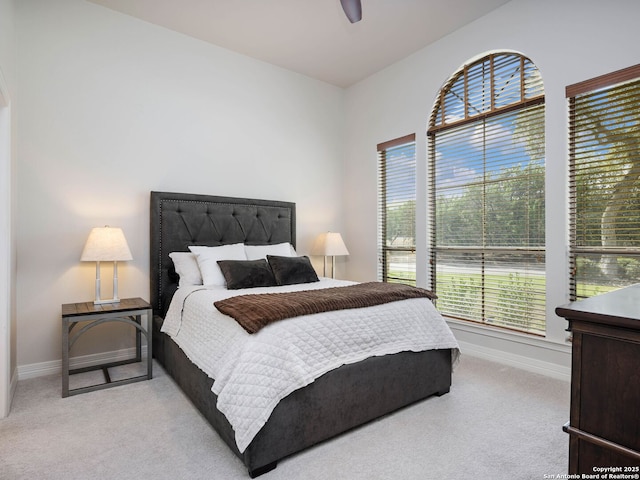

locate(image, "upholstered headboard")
[[150, 191, 296, 316]]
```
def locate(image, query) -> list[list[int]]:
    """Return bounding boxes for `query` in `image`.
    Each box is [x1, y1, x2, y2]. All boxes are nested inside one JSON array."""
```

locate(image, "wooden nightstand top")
[[62, 297, 151, 318]]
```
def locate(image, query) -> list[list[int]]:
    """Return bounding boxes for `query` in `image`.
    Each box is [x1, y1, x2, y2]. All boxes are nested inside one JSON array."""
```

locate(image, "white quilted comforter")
[[162, 279, 460, 453]]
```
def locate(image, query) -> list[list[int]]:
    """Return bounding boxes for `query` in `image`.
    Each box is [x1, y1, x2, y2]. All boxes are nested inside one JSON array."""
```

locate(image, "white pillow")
[[168, 252, 202, 287], [245, 242, 297, 260], [189, 243, 247, 286]]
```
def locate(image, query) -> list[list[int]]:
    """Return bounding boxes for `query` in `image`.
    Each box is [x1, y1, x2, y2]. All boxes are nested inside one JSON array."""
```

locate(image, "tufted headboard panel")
[[150, 191, 296, 316]]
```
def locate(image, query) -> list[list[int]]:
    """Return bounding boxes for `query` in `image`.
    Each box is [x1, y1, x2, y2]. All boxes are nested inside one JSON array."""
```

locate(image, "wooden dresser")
[[556, 284, 640, 474]]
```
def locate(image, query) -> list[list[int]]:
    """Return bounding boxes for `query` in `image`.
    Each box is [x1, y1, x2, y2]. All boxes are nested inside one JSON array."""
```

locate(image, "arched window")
[[427, 52, 546, 335]]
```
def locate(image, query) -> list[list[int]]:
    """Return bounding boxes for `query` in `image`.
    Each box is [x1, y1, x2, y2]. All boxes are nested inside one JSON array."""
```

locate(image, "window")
[[428, 52, 546, 335], [377, 134, 416, 286], [567, 64, 640, 300]]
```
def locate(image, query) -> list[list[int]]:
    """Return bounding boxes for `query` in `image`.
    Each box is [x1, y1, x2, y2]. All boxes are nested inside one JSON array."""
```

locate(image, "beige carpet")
[[0, 355, 570, 480]]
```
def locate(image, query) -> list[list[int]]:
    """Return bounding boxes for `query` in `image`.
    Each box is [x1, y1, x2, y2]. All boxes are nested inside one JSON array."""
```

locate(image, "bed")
[[150, 190, 459, 477]]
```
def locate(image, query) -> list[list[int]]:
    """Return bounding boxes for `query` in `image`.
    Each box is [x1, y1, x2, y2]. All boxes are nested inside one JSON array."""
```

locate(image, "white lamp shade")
[[311, 232, 349, 257], [81, 226, 133, 262]]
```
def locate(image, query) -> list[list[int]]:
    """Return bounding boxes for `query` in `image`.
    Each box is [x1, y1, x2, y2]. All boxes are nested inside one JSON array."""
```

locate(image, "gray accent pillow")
[[217, 259, 277, 290], [267, 255, 319, 286]]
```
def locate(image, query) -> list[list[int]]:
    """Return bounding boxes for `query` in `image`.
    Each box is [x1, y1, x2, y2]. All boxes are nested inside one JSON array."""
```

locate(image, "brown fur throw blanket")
[[214, 282, 437, 334]]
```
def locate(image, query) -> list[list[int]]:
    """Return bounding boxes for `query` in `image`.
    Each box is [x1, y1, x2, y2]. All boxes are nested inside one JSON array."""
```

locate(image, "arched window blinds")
[[427, 52, 546, 335]]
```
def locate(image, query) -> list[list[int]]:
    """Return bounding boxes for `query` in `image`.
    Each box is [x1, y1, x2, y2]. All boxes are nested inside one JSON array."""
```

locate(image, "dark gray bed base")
[[153, 317, 451, 477], [149, 191, 453, 477]]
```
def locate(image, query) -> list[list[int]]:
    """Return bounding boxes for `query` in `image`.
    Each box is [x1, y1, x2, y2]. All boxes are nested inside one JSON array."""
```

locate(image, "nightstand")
[[61, 297, 152, 397]]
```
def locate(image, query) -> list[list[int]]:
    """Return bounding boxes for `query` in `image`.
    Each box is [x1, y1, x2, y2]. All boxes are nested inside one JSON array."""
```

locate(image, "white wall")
[[0, 0, 16, 417], [342, 0, 640, 378], [15, 0, 640, 379], [15, 0, 345, 370]]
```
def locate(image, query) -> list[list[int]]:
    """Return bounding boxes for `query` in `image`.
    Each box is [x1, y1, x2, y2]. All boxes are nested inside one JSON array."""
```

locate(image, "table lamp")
[[311, 232, 349, 278], [81, 226, 133, 304]]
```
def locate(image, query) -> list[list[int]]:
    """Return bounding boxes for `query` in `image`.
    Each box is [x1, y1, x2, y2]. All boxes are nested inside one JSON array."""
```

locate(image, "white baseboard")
[[16, 333, 570, 383], [446, 317, 572, 381], [17, 346, 148, 381], [457, 339, 571, 381], [1, 367, 17, 418], [9, 366, 17, 406]]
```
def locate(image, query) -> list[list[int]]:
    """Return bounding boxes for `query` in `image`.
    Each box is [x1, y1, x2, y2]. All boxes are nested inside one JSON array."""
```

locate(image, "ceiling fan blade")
[[340, 0, 362, 23]]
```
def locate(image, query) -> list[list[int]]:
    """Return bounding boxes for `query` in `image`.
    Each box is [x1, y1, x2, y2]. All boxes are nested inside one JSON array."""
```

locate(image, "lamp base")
[[92, 261, 123, 305], [94, 298, 121, 305]]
